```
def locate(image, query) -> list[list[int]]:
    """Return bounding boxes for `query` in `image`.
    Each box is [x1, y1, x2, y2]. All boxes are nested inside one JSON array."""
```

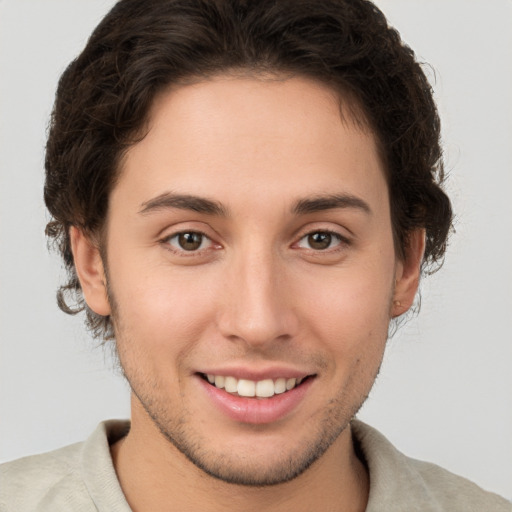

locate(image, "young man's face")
[[75, 76, 420, 485]]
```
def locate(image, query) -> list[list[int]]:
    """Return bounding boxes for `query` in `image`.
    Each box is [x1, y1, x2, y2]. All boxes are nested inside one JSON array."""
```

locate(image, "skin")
[[71, 76, 424, 512]]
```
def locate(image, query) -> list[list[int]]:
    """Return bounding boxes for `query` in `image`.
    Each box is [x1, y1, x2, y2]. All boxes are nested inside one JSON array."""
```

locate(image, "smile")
[[198, 371, 316, 424], [201, 374, 309, 398]]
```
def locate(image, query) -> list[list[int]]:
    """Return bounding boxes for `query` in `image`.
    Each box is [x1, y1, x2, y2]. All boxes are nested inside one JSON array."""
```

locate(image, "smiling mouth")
[[199, 373, 314, 398]]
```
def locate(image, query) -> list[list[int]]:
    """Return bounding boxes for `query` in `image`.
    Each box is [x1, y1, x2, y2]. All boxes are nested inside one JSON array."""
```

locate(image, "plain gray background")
[[1, 0, 511, 500]]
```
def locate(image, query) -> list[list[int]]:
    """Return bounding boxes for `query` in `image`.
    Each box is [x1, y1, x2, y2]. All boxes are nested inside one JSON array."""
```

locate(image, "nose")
[[217, 247, 298, 349]]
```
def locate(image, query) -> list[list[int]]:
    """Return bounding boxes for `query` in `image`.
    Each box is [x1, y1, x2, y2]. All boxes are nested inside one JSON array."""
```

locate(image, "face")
[[76, 76, 419, 486]]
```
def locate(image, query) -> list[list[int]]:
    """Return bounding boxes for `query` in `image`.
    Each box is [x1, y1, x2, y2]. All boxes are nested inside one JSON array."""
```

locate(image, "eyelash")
[[160, 228, 350, 256], [295, 229, 349, 252], [161, 230, 215, 254]]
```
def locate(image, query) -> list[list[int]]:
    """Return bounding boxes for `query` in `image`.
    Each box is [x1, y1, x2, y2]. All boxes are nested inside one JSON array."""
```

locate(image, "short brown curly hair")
[[44, 0, 452, 339]]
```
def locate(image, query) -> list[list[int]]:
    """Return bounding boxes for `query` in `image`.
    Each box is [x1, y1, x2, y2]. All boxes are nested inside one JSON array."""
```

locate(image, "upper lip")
[[196, 366, 314, 381]]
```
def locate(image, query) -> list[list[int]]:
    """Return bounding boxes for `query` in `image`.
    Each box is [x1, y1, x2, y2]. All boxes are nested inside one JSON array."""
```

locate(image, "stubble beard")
[[136, 382, 371, 486], [104, 271, 379, 487], [122, 370, 374, 487], [114, 328, 377, 487]]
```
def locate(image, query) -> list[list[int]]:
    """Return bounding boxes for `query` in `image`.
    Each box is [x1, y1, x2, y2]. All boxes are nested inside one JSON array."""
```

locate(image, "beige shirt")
[[1, 420, 509, 511]]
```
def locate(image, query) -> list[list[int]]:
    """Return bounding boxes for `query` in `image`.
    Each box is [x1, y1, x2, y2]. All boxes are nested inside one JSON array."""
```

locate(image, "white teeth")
[[224, 376, 238, 393], [274, 378, 286, 394], [255, 379, 275, 398], [206, 374, 307, 397], [286, 378, 296, 391], [237, 379, 256, 397]]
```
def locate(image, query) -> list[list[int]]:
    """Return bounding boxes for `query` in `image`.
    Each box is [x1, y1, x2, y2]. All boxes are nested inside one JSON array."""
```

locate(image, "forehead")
[[114, 76, 386, 213]]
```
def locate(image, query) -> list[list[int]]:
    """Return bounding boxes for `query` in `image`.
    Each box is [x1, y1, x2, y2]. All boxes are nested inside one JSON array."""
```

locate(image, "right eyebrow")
[[292, 193, 371, 216], [138, 192, 228, 217]]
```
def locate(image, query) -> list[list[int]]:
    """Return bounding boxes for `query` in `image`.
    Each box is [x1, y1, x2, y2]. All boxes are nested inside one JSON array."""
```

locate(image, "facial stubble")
[[103, 262, 382, 487]]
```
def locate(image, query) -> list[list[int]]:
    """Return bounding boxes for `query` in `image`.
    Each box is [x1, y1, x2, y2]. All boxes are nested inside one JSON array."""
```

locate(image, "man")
[[1, 0, 510, 510]]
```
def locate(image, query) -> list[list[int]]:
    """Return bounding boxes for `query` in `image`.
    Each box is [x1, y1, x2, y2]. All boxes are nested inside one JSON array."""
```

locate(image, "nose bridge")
[[219, 239, 295, 346]]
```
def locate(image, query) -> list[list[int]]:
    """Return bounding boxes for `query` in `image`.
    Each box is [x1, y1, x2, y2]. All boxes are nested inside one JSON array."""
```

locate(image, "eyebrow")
[[138, 192, 228, 216], [292, 194, 371, 215], [138, 191, 371, 217]]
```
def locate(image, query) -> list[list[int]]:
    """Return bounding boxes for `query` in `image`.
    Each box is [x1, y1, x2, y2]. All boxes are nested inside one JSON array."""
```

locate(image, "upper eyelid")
[[301, 228, 344, 237], [162, 230, 215, 247], [162, 229, 210, 240], [294, 225, 351, 243], [159, 223, 220, 243], [295, 230, 348, 248]]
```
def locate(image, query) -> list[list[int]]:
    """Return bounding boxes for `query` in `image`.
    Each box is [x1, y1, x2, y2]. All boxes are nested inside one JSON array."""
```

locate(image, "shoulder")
[[351, 420, 511, 512], [0, 441, 90, 512], [406, 456, 511, 511], [0, 420, 131, 512]]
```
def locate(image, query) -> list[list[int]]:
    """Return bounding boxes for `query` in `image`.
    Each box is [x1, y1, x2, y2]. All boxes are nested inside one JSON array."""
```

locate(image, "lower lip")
[[198, 376, 314, 424]]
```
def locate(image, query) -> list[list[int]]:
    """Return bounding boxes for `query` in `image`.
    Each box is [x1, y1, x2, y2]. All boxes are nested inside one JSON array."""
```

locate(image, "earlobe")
[[69, 226, 111, 316], [392, 229, 425, 317]]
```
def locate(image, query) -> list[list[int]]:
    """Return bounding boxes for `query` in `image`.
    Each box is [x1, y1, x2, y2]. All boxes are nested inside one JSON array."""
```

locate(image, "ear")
[[392, 229, 425, 317], [69, 226, 111, 316]]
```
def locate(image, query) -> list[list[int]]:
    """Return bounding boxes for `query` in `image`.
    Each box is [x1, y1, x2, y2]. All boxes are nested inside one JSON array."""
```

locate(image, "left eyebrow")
[[292, 194, 372, 215], [138, 192, 228, 216]]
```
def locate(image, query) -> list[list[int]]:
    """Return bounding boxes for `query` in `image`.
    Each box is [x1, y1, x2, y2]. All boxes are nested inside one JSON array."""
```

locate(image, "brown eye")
[[178, 232, 203, 251], [307, 232, 333, 250], [296, 231, 344, 251], [166, 231, 210, 252]]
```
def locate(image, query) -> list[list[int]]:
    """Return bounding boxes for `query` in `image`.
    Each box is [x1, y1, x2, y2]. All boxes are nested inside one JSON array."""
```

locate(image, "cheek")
[[303, 268, 393, 331], [110, 260, 220, 359], [297, 258, 394, 361]]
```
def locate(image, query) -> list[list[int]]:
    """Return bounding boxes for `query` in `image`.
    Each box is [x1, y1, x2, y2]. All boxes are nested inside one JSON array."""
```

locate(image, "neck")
[[111, 402, 369, 512]]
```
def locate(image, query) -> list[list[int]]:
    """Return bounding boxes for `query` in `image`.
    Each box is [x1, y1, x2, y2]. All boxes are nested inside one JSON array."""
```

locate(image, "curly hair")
[[44, 0, 452, 339]]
